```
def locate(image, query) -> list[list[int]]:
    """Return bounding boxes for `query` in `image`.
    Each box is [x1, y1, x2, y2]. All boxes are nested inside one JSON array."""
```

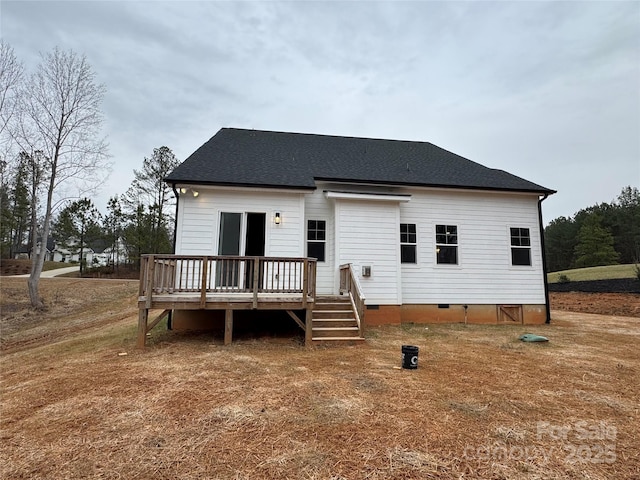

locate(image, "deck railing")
[[339, 263, 366, 332], [139, 255, 317, 307]]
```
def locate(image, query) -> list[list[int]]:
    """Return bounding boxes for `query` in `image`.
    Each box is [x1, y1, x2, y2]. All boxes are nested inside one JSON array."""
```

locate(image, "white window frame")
[[400, 223, 417, 264], [307, 219, 326, 262], [510, 227, 532, 267], [435, 224, 458, 265]]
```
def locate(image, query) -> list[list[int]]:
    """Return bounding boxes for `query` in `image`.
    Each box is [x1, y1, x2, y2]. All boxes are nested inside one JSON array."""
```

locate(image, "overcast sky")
[[2, 0, 639, 223]]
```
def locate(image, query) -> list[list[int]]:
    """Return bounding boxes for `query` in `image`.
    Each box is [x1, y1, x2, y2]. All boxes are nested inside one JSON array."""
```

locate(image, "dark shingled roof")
[[166, 128, 555, 194]]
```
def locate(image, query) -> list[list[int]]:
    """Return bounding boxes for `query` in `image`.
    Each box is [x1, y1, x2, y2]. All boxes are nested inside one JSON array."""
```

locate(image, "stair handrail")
[[348, 291, 362, 336], [339, 263, 366, 333]]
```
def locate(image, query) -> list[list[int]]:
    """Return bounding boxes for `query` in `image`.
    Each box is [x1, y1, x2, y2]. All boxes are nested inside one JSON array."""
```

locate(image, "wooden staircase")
[[312, 295, 364, 342]]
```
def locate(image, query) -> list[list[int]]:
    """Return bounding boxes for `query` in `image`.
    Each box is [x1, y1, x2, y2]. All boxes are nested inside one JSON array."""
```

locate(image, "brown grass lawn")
[[1, 278, 639, 479]]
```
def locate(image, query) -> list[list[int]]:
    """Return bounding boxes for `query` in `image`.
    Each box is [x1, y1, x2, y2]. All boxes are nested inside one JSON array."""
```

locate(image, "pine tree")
[[0, 153, 34, 258], [104, 195, 125, 271], [573, 215, 619, 268], [122, 146, 178, 256], [53, 198, 102, 275]]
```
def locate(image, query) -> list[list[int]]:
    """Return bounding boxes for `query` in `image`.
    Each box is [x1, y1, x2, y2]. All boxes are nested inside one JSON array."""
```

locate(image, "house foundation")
[[362, 303, 547, 326], [172, 303, 548, 331]]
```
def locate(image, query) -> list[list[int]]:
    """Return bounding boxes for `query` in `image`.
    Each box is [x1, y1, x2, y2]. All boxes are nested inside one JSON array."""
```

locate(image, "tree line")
[[1, 146, 179, 270], [0, 41, 178, 307], [544, 186, 639, 272]]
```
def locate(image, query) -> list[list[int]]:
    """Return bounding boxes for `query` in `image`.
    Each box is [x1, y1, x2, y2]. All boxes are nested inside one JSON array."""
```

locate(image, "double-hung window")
[[436, 224, 458, 264], [510, 227, 531, 266], [307, 220, 326, 262], [400, 223, 417, 264]]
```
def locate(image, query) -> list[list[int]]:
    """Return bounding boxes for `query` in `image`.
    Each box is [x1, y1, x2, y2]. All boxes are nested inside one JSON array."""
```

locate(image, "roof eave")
[[164, 178, 317, 191], [313, 177, 556, 195]]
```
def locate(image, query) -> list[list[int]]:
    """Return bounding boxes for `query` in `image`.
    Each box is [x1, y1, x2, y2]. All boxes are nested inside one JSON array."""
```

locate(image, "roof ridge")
[[221, 127, 444, 148]]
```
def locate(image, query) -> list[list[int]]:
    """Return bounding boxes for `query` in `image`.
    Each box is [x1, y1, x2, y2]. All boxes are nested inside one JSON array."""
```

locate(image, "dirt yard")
[[550, 291, 639, 318], [1, 278, 638, 479]]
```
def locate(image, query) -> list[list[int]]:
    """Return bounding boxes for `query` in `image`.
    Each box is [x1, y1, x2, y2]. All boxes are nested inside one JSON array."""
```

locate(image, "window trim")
[[400, 223, 417, 264], [307, 219, 326, 262], [435, 224, 459, 265], [509, 226, 532, 267]]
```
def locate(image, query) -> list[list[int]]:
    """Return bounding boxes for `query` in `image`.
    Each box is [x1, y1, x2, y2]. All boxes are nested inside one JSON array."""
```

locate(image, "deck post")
[[200, 256, 208, 308], [138, 256, 147, 298], [305, 305, 313, 346], [302, 258, 309, 308], [252, 257, 260, 309], [146, 255, 155, 309], [137, 308, 148, 348], [224, 309, 233, 345]]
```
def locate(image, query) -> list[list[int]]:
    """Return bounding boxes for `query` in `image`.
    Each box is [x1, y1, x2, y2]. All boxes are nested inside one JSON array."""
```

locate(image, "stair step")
[[312, 327, 360, 338], [311, 296, 361, 342], [313, 312, 354, 319], [313, 319, 357, 327], [313, 326, 359, 331], [314, 305, 352, 311], [313, 318, 357, 322], [313, 308, 353, 313]]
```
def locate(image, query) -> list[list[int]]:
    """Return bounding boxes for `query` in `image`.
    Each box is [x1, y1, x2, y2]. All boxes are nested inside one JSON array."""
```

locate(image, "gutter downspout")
[[171, 184, 179, 254], [538, 193, 551, 324], [167, 183, 180, 331]]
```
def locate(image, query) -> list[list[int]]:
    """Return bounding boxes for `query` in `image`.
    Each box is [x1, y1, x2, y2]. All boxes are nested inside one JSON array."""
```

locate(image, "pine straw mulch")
[[1, 279, 639, 479]]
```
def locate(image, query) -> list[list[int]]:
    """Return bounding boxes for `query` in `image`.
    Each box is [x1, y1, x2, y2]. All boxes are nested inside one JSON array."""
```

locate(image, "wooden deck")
[[137, 255, 317, 347]]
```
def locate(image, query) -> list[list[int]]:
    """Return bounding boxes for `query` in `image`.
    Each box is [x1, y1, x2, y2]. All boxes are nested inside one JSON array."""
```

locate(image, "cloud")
[[1, 0, 638, 222]]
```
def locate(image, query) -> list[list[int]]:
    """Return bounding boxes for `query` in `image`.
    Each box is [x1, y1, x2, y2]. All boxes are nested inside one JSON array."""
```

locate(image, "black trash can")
[[401, 345, 419, 369]]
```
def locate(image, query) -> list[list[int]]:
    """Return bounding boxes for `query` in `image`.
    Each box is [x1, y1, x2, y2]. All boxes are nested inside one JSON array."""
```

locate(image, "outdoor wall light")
[[178, 187, 199, 197], [274, 212, 281, 225]]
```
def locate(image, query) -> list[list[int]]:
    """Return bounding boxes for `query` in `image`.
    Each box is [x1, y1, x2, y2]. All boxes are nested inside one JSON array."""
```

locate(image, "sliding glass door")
[[216, 212, 266, 289]]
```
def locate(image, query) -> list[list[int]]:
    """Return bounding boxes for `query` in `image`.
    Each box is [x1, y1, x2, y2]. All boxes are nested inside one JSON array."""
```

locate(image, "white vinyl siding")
[[400, 189, 545, 304], [174, 184, 546, 306], [175, 188, 305, 257], [304, 189, 334, 294], [336, 199, 401, 304]]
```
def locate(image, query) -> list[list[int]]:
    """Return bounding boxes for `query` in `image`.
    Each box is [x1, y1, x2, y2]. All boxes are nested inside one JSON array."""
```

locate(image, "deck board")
[[139, 292, 314, 310]]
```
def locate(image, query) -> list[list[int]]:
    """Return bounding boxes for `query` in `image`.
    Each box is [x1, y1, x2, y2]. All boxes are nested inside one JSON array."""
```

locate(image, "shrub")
[[558, 274, 571, 284]]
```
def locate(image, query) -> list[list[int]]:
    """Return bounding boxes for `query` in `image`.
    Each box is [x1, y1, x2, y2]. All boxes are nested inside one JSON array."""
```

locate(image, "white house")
[[52, 240, 96, 265], [162, 128, 555, 331], [102, 237, 129, 266], [52, 237, 129, 267]]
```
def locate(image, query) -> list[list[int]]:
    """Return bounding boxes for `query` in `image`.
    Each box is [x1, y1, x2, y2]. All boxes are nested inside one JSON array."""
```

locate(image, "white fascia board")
[[324, 191, 411, 202], [175, 184, 314, 195]]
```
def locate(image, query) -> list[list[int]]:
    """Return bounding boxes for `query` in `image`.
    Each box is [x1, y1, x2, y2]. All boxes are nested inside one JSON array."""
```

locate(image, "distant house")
[[52, 241, 94, 264], [51, 237, 129, 267], [14, 238, 55, 261], [102, 237, 129, 266], [137, 128, 555, 346], [89, 239, 109, 267], [13, 244, 31, 260]]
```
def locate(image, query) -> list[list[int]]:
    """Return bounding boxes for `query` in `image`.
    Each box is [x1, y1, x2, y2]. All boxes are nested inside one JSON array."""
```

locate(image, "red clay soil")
[[550, 292, 639, 318]]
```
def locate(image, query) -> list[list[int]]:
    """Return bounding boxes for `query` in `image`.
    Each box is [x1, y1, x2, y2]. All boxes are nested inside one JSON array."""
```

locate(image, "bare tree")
[[15, 47, 109, 308], [0, 41, 24, 198], [0, 40, 23, 138]]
